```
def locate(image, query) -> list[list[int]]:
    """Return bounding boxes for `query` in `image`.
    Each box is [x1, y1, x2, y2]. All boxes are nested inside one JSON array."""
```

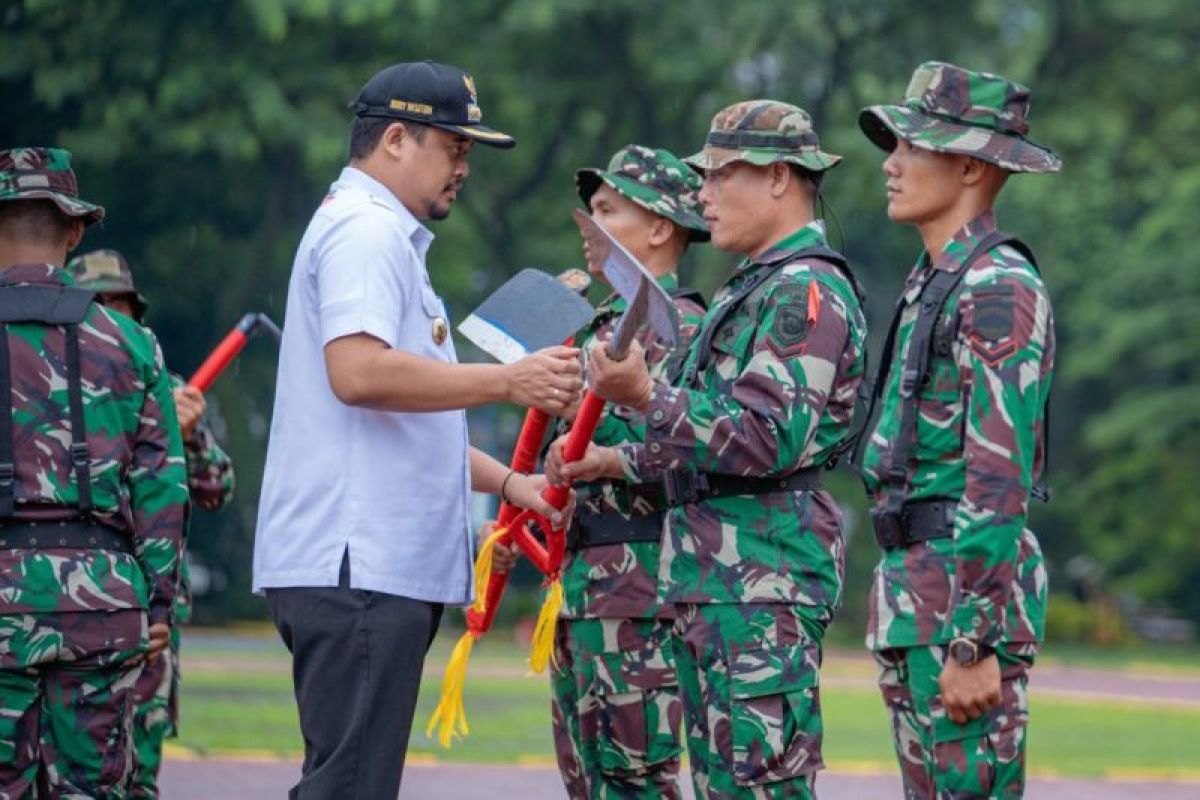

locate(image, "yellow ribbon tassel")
[[528, 578, 564, 673], [425, 524, 509, 747], [472, 524, 509, 614], [425, 629, 476, 747]]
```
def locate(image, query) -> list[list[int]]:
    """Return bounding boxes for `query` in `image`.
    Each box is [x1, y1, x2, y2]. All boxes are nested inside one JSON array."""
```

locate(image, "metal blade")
[[571, 209, 678, 351], [458, 268, 595, 364]]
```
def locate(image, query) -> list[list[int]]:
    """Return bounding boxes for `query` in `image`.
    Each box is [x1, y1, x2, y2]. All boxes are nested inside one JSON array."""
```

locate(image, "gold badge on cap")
[[432, 317, 448, 346]]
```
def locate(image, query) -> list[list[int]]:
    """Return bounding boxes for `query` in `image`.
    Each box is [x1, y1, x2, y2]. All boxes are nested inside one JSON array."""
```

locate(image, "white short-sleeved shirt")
[[253, 166, 474, 605]]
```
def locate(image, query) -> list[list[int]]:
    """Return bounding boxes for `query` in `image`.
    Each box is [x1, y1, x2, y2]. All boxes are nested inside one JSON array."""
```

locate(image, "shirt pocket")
[[417, 286, 450, 356], [728, 638, 824, 786]]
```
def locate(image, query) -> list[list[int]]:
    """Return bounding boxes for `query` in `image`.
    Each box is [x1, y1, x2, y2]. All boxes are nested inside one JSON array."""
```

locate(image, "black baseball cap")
[[352, 61, 515, 149]]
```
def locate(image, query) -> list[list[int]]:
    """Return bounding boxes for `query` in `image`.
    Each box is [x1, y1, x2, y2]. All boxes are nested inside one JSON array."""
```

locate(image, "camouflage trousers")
[[673, 603, 827, 800], [551, 617, 683, 799], [0, 610, 146, 799], [128, 624, 180, 799], [874, 643, 1037, 800]]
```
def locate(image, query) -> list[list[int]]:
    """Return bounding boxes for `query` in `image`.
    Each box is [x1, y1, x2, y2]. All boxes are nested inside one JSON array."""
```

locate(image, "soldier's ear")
[[647, 215, 675, 248], [64, 218, 86, 252], [768, 162, 792, 198], [961, 156, 989, 186]]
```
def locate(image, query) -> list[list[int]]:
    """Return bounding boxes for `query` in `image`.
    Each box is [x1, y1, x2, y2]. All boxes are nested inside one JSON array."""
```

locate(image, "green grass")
[[174, 629, 1200, 778]]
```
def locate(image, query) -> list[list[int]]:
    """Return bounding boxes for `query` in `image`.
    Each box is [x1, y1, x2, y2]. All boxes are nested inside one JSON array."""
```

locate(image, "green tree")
[[3, 0, 1196, 628]]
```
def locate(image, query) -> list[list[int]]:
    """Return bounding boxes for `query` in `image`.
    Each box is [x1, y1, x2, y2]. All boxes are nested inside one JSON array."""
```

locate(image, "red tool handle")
[[467, 337, 607, 624], [188, 329, 249, 393], [466, 406, 552, 634], [503, 388, 607, 576], [187, 313, 267, 392], [540, 391, 605, 508]]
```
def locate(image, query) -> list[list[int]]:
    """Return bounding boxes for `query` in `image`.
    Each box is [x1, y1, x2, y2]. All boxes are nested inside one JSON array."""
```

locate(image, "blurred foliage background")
[[3, 0, 1197, 641]]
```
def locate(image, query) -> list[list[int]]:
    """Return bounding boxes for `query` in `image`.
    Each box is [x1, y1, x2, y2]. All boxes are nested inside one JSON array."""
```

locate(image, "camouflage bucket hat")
[[684, 100, 842, 174], [0, 147, 105, 225], [576, 145, 710, 242], [66, 249, 148, 320], [859, 61, 1062, 174]]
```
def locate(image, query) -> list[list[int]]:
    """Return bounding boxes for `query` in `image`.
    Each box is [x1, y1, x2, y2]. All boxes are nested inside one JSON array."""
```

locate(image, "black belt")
[[604, 480, 670, 516], [661, 467, 822, 507], [0, 520, 133, 553], [568, 511, 664, 550], [870, 499, 956, 549], [567, 468, 822, 550]]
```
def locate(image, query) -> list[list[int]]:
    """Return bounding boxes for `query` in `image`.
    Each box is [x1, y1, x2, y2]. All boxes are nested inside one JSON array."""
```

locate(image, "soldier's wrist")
[[630, 376, 654, 412], [146, 603, 172, 628]]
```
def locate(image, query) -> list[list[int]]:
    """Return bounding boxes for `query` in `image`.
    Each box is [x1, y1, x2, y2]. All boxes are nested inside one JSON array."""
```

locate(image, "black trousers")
[[266, 554, 444, 799]]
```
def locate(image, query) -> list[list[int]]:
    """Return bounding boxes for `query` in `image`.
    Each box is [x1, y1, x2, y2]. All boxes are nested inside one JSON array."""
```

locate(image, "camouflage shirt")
[[169, 373, 235, 512], [862, 211, 1053, 650], [617, 223, 868, 609], [168, 373, 234, 624], [560, 273, 704, 620], [0, 264, 188, 625]]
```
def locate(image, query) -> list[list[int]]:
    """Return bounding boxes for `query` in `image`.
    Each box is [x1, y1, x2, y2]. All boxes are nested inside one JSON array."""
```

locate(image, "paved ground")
[[160, 759, 1200, 799]]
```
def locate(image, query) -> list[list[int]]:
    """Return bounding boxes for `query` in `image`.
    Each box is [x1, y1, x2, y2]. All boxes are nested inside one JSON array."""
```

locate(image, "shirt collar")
[[336, 166, 435, 260], [924, 209, 998, 275], [741, 219, 828, 272], [0, 263, 73, 287], [596, 271, 679, 316]]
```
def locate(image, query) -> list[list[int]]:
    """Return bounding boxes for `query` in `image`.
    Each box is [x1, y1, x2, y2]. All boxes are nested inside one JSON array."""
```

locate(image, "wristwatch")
[[948, 637, 988, 667]]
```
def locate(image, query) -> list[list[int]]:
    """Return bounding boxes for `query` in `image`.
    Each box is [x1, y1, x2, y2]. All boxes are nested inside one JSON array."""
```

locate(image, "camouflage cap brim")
[[683, 145, 842, 175], [5, 189, 105, 226], [859, 105, 1062, 174], [575, 168, 711, 242]]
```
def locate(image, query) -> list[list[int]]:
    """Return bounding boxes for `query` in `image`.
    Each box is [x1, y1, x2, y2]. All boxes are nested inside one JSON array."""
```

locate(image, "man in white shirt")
[[253, 61, 582, 800]]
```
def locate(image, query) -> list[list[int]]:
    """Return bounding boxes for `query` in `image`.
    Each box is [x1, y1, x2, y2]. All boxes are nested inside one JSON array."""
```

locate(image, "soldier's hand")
[[477, 520, 519, 573], [547, 436, 623, 484], [173, 385, 206, 440], [504, 345, 583, 415], [939, 653, 1002, 725], [504, 472, 574, 529], [557, 389, 583, 422], [589, 339, 653, 411], [147, 623, 170, 663]]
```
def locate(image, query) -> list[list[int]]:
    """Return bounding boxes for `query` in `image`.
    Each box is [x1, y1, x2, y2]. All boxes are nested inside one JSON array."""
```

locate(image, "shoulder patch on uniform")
[[765, 284, 810, 359], [968, 284, 1016, 366]]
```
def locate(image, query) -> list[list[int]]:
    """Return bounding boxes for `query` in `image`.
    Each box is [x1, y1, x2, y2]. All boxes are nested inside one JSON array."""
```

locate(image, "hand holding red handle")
[[465, 405, 552, 635]]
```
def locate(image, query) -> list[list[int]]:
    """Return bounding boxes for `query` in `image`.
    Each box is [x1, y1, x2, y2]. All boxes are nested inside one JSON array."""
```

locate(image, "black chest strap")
[[662, 286, 707, 385], [0, 285, 97, 517], [681, 245, 862, 390], [859, 232, 1048, 514]]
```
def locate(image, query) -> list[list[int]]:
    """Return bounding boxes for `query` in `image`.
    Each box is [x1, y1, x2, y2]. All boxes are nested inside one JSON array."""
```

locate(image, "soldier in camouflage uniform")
[[550, 103, 868, 799], [67, 249, 236, 799], [541, 145, 709, 799], [0, 147, 188, 797], [856, 62, 1060, 799]]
